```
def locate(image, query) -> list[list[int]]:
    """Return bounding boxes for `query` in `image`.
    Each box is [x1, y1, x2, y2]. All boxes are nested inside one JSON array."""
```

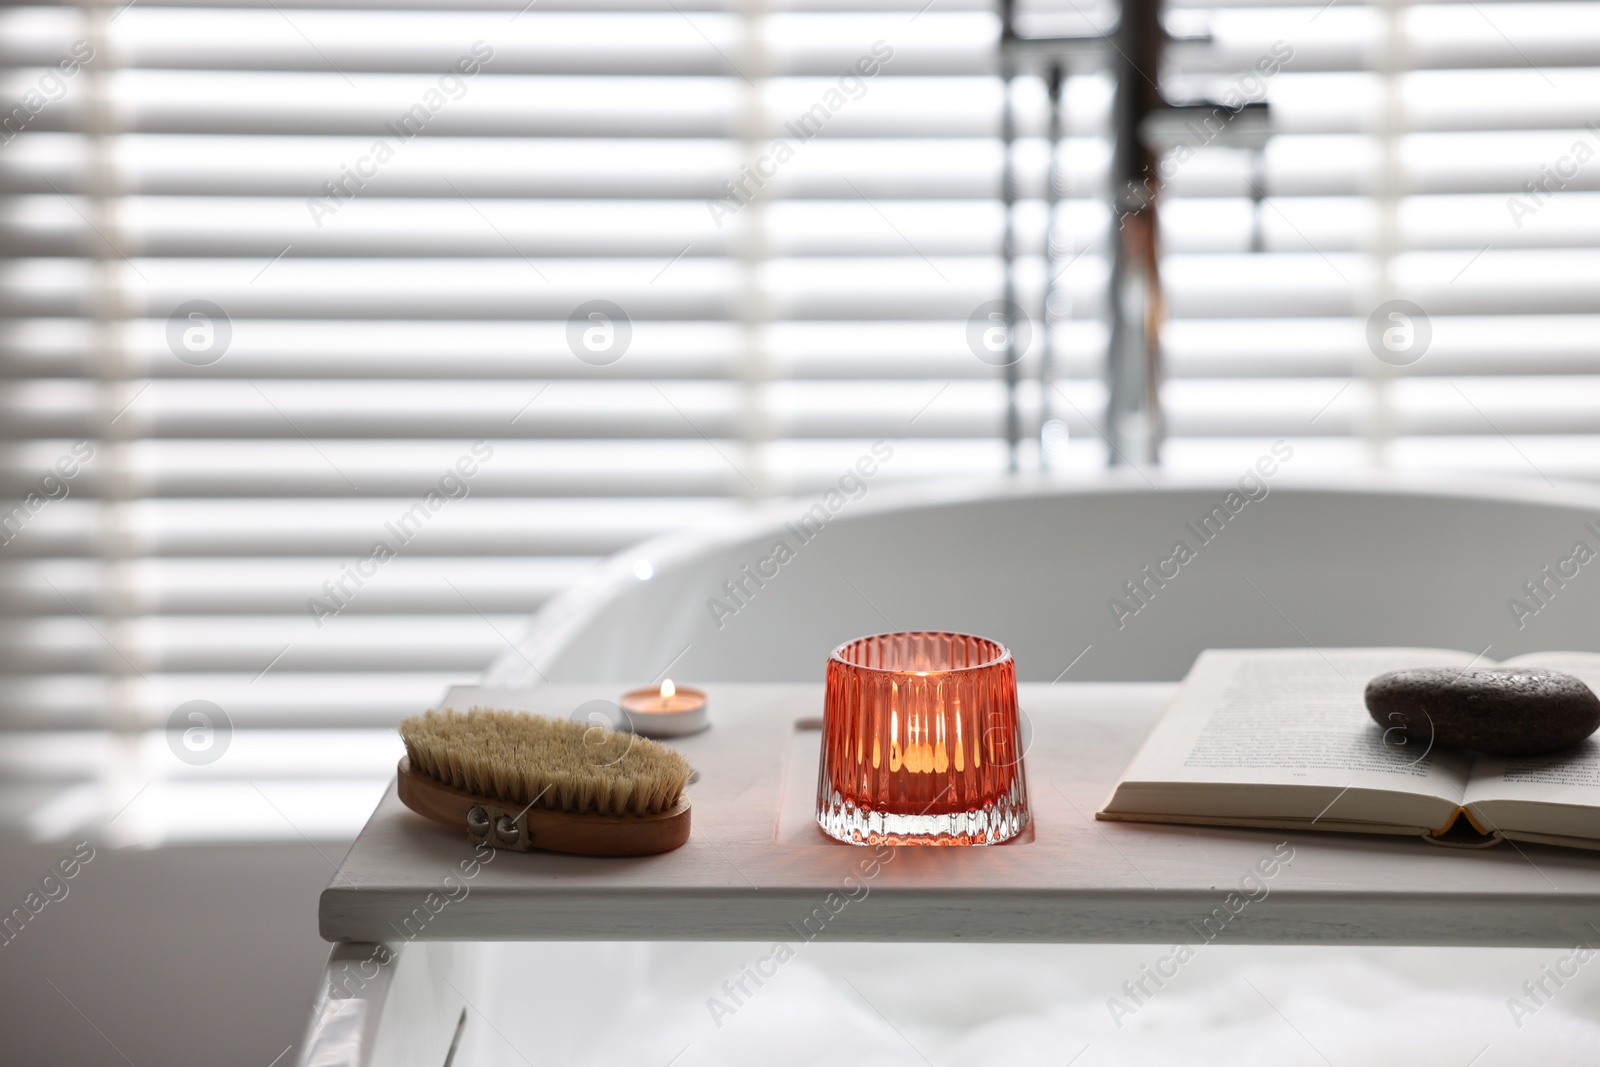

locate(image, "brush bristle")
[[400, 708, 693, 817]]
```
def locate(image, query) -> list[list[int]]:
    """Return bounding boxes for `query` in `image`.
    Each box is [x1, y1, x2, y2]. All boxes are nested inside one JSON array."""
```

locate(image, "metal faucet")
[[998, 0, 1271, 470]]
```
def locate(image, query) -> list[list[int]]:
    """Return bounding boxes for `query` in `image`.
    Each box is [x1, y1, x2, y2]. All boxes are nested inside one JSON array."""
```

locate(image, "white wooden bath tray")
[[319, 683, 1600, 946]]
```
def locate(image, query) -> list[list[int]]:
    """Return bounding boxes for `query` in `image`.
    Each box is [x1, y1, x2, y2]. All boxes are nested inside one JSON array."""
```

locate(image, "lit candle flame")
[[660, 678, 676, 700]]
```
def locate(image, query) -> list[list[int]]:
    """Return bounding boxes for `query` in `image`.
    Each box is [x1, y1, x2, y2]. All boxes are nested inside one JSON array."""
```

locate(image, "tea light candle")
[[619, 679, 709, 738]]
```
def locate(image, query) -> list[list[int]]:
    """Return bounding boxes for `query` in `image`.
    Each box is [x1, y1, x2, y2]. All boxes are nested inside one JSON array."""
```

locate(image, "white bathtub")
[[486, 471, 1600, 686], [303, 473, 1600, 1066]]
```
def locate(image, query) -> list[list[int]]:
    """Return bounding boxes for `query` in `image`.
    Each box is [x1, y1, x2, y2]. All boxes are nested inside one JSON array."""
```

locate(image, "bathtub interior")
[[433, 479, 1600, 1065]]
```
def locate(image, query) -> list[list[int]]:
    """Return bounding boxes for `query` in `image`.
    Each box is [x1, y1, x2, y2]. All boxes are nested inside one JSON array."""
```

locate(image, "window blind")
[[1155, 0, 1600, 477], [0, 0, 1594, 764]]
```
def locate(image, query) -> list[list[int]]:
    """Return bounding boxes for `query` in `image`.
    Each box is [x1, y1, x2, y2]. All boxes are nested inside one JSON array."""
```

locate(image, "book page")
[[1115, 648, 1479, 806], [1466, 653, 1600, 818], [1465, 741, 1600, 842]]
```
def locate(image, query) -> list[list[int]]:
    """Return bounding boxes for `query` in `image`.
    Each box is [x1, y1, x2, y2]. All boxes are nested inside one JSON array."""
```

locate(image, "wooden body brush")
[[398, 708, 693, 857]]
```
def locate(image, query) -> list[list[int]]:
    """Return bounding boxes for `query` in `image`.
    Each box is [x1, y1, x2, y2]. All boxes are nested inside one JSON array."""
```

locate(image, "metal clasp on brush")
[[465, 803, 535, 852]]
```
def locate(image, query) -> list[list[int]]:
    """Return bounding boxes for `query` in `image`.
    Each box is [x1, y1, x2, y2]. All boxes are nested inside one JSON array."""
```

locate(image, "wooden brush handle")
[[396, 758, 691, 857]]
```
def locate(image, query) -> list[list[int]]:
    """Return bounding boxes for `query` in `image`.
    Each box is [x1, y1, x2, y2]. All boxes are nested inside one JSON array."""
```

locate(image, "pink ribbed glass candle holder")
[[816, 632, 1030, 846]]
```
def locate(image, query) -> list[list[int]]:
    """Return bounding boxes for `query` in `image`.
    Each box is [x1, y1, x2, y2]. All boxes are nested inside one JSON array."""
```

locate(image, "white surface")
[[449, 941, 1600, 1067], [304, 937, 1600, 1067], [483, 475, 1600, 687], [321, 683, 1600, 947]]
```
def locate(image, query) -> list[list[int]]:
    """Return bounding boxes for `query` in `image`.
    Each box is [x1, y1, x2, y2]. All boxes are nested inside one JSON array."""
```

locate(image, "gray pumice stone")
[[1365, 667, 1600, 756]]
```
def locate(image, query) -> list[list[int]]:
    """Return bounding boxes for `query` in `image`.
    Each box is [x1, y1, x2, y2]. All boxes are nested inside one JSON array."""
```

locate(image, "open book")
[[1098, 648, 1600, 850]]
